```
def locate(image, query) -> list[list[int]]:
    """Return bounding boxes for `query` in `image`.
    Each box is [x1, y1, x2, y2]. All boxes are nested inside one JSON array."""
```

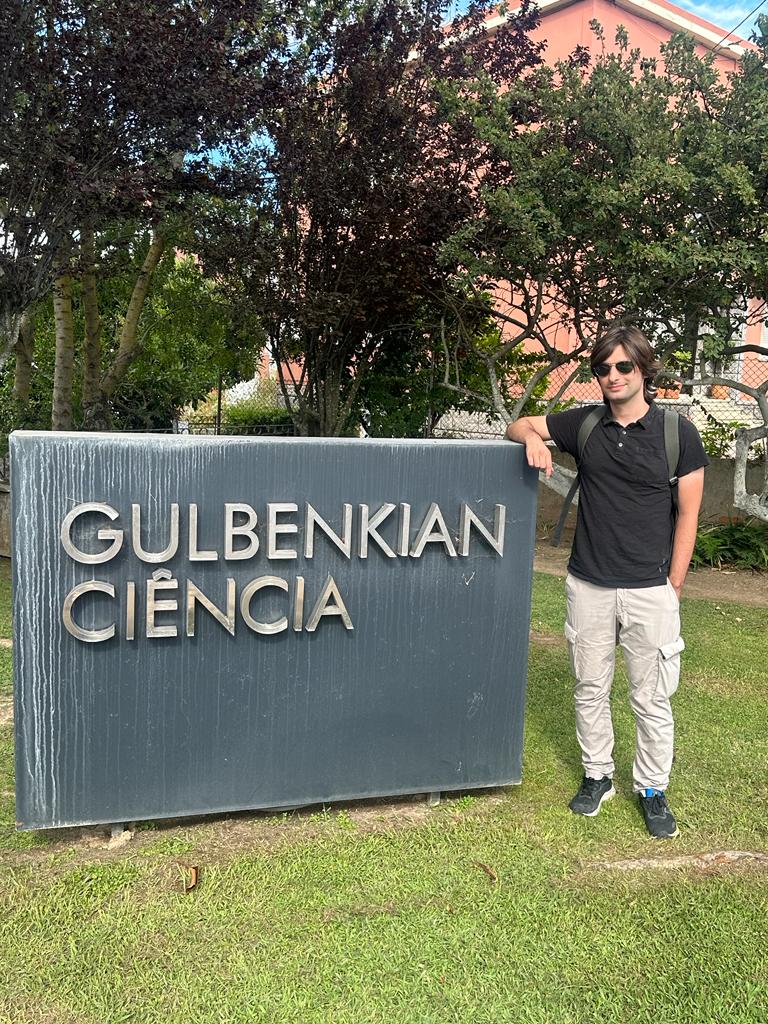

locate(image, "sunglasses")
[[592, 360, 635, 378]]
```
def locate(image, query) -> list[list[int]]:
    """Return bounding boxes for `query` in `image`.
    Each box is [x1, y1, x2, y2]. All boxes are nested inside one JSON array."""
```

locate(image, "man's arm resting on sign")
[[668, 467, 705, 598], [506, 416, 553, 478]]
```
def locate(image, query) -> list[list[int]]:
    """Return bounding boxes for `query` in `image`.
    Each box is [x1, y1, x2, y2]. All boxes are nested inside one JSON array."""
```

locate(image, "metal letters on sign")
[[11, 433, 538, 829]]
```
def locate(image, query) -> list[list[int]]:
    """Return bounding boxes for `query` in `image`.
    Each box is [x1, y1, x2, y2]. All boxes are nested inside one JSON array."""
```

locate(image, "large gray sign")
[[12, 432, 537, 829]]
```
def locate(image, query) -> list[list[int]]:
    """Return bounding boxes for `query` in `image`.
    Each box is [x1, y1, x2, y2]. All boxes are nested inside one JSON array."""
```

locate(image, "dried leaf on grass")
[[183, 865, 200, 892], [472, 860, 498, 883]]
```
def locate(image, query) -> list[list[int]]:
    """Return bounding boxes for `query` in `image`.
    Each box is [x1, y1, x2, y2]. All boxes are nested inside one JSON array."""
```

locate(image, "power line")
[[711, 0, 768, 52]]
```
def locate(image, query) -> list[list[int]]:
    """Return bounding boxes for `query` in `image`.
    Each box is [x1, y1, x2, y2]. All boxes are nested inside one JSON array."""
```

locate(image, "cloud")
[[675, 0, 762, 35]]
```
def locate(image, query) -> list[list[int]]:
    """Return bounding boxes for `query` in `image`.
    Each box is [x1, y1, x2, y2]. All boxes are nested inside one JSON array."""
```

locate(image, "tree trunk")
[[81, 225, 103, 428], [52, 272, 75, 430], [681, 311, 700, 397], [13, 308, 35, 408], [733, 425, 768, 522], [99, 232, 166, 409], [0, 310, 23, 372]]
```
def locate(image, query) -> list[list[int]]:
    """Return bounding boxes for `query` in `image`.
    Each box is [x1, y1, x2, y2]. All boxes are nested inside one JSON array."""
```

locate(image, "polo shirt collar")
[[601, 400, 657, 429]]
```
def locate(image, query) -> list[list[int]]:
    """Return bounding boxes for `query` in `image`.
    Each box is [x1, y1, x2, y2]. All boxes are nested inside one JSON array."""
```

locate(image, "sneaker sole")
[[571, 785, 616, 817], [648, 827, 680, 839]]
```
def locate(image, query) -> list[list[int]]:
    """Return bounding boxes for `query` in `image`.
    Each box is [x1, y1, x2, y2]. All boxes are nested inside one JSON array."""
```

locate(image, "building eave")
[[484, 0, 754, 59]]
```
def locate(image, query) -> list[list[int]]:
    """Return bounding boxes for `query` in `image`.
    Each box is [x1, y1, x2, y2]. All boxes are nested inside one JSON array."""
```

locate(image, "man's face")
[[593, 344, 645, 406]]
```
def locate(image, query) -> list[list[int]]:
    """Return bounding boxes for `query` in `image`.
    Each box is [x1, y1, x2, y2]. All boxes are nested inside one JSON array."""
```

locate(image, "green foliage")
[[196, 0, 544, 436], [692, 519, 768, 570], [0, 0, 293, 345], [359, 314, 501, 438], [440, 29, 688, 414], [362, 361, 450, 438], [109, 253, 260, 431], [223, 399, 293, 430], [185, 379, 294, 433], [441, 24, 768, 421], [0, 252, 261, 439], [699, 419, 747, 459], [497, 346, 552, 416]]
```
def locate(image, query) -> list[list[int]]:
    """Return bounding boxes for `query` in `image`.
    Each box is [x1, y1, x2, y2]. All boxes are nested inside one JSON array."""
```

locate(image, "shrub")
[[224, 399, 293, 431], [691, 519, 768, 571], [699, 420, 747, 459]]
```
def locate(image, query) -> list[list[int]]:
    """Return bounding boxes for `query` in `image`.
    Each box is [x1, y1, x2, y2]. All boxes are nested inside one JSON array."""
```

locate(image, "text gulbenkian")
[[60, 500, 507, 643]]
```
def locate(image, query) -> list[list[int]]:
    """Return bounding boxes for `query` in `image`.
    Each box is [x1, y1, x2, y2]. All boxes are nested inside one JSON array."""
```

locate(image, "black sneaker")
[[569, 775, 615, 817], [639, 789, 679, 839]]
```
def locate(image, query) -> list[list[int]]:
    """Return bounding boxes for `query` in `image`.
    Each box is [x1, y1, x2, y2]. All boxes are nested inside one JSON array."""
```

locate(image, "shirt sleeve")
[[546, 406, 599, 459], [677, 417, 710, 477]]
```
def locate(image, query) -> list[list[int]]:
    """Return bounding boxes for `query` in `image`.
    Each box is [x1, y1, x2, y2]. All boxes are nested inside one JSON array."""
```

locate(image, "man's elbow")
[[506, 419, 527, 442]]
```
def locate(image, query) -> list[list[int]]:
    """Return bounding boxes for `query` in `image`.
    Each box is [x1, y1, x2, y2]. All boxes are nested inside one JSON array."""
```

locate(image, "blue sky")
[[677, 0, 765, 39]]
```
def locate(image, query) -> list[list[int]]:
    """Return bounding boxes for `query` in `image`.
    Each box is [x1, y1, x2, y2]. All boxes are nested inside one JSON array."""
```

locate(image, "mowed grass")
[[2, 825, 767, 1024], [0, 567, 767, 1023], [0, 556, 11, 640], [0, 648, 10, 699]]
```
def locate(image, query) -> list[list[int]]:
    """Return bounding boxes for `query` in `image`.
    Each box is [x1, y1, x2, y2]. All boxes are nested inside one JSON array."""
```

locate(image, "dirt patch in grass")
[[0, 997, 92, 1024], [563, 849, 768, 889], [0, 697, 12, 726], [687, 670, 766, 699], [598, 849, 768, 872], [322, 902, 400, 922], [2, 791, 489, 877], [581, 850, 768, 887], [529, 629, 564, 647]]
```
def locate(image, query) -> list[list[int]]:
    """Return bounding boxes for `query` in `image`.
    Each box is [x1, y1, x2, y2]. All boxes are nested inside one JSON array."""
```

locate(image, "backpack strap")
[[550, 473, 581, 548], [550, 406, 603, 547], [663, 408, 681, 515], [576, 406, 605, 462]]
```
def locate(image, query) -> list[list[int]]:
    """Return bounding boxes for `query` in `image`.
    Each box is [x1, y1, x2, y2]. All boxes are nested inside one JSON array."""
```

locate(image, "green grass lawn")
[[0, 557, 11, 640], [0, 569, 766, 1023]]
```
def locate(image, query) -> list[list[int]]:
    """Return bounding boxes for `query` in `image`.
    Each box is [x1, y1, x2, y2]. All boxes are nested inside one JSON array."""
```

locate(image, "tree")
[[440, 25, 768, 512], [627, 31, 768, 520], [0, 0, 293, 386], [439, 30, 682, 427], [356, 302, 516, 437], [0, 254, 257, 438], [196, 0, 544, 436]]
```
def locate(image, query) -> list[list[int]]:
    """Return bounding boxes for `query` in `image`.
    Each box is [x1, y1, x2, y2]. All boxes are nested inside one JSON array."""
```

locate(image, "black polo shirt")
[[546, 402, 709, 588]]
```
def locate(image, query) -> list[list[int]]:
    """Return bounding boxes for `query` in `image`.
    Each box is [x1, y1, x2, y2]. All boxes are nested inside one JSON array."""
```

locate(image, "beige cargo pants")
[[564, 574, 685, 793]]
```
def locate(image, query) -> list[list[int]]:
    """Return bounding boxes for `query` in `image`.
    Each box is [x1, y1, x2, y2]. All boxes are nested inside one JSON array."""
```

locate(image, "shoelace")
[[645, 793, 667, 816], [581, 777, 602, 794]]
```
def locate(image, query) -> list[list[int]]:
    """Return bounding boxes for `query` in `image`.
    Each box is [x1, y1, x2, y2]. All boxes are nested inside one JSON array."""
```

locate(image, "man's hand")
[[525, 435, 553, 478], [506, 416, 554, 478]]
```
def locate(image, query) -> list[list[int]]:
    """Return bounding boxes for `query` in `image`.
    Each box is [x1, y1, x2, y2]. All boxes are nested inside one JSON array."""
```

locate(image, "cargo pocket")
[[564, 622, 579, 678], [656, 636, 685, 699]]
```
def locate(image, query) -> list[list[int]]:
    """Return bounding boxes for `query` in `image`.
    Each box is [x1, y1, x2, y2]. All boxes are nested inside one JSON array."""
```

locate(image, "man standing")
[[507, 324, 708, 838]]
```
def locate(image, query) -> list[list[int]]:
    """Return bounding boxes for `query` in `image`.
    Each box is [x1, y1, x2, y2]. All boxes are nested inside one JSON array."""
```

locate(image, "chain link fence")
[[433, 355, 768, 463]]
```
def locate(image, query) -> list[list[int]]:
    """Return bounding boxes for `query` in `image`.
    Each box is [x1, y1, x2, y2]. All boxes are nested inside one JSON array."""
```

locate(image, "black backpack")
[[550, 407, 682, 547]]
